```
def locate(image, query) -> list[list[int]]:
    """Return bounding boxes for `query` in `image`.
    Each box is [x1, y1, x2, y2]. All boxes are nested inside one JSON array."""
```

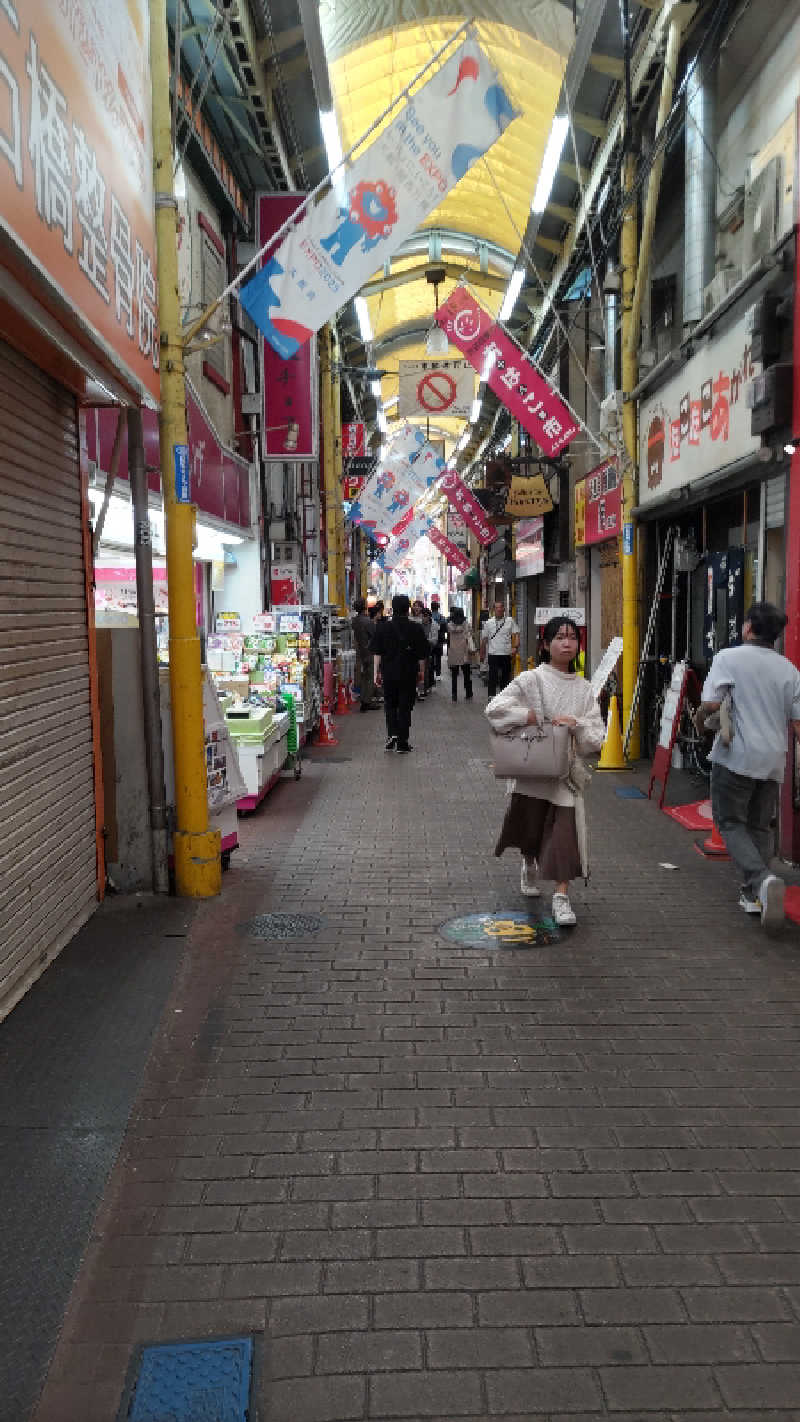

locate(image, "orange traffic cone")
[[695, 821, 729, 859], [335, 679, 350, 715], [316, 699, 339, 747]]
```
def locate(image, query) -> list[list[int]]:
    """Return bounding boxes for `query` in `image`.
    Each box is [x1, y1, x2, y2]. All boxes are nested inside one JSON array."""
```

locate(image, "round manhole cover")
[[241, 912, 323, 939], [439, 911, 560, 949]]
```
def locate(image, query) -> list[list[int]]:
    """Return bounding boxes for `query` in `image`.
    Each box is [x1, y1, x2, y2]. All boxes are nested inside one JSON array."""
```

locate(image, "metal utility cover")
[[439, 911, 560, 948], [125, 1337, 254, 1422]]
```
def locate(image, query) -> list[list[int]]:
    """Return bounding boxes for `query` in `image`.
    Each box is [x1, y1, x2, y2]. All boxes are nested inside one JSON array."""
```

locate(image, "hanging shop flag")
[[346, 425, 446, 539], [503, 473, 553, 518], [427, 525, 471, 572], [239, 38, 516, 358], [257, 195, 319, 456], [398, 359, 475, 418], [438, 470, 495, 546], [342, 422, 366, 456], [574, 459, 621, 545], [436, 287, 580, 457]]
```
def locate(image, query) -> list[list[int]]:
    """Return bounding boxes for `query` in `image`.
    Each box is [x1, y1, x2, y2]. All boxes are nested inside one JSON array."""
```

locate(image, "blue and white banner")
[[239, 38, 516, 358], [347, 423, 446, 541]]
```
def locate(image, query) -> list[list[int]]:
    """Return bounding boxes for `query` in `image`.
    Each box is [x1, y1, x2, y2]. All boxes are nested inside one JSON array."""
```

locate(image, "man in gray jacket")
[[696, 602, 800, 932], [352, 598, 379, 712]]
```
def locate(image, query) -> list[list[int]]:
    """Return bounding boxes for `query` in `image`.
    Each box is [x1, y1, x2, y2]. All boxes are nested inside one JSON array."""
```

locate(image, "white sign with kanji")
[[397, 359, 474, 417]]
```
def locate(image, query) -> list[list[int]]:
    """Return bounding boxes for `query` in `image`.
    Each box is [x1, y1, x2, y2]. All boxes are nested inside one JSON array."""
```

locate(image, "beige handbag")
[[489, 721, 571, 780]]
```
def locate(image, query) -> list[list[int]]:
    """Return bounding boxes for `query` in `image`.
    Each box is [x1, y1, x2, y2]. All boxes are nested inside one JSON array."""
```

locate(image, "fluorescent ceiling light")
[[377, 409, 389, 434], [370, 379, 382, 398], [379, 443, 388, 460], [320, 109, 347, 205], [383, 395, 398, 410], [354, 295, 373, 344], [469, 397, 481, 424], [455, 430, 470, 453], [498, 268, 525, 323], [531, 113, 569, 214]]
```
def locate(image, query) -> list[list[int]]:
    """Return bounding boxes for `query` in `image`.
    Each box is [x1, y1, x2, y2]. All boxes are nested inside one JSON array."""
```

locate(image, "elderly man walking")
[[696, 602, 800, 933]]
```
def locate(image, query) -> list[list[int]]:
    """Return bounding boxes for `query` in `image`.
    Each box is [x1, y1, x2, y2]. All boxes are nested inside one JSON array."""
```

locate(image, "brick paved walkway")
[[33, 680, 800, 1420]]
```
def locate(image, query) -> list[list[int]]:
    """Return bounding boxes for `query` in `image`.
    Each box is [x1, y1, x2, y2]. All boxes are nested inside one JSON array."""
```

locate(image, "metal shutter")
[[766, 473, 786, 530], [0, 341, 98, 1017]]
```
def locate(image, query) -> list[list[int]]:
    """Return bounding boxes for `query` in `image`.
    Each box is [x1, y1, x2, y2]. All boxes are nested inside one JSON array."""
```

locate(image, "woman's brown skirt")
[[494, 794, 582, 883]]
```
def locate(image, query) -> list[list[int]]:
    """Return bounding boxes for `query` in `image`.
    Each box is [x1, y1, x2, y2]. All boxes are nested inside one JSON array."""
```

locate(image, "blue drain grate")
[[125, 1337, 254, 1422], [615, 787, 647, 799]]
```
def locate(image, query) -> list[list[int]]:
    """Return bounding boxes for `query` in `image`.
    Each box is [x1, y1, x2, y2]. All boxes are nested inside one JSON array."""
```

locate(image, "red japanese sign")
[[343, 475, 366, 502], [438, 470, 494, 546], [258, 195, 317, 458], [436, 288, 580, 457], [574, 459, 621, 547], [342, 423, 365, 457], [427, 525, 471, 572]]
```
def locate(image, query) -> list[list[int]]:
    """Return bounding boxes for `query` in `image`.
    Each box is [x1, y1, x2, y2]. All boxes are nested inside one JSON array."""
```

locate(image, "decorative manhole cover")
[[241, 912, 323, 938], [439, 911, 560, 949]]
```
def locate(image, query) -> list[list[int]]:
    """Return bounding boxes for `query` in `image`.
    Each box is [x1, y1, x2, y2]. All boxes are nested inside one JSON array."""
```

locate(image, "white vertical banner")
[[239, 37, 517, 358]]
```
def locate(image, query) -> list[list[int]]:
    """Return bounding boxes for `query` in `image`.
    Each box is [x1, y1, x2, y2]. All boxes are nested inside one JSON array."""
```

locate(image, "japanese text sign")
[[398, 359, 474, 417], [258, 195, 318, 457], [342, 422, 365, 456], [346, 423, 445, 540], [436, 288, 580, 457], [239, 39, 516, 359], [0, 1, 160, 403], [574, 459, 620, 545], [439, 470, 494, 546], [427, 525, 471, 572], [639, 311, 761, 504]]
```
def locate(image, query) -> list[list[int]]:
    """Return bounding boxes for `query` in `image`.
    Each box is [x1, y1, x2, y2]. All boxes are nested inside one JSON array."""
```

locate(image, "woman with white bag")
[[445, 606, 475, 702], [485, 617, 605, 926]]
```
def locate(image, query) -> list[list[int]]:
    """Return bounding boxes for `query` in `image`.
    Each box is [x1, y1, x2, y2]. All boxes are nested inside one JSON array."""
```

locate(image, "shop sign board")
[[515, 516, 544, 577], [446, 509, 469, 553], [574, 459, 621, 546], [258, 194, 318, 458], [639, 312, 761, 504], [439, 470, 494, 546], [239, 38, 515, 358], [436, 287, 580, 457], [397, 359, 474, 417], [0, 0, 160, 402], [271, 566, 301, 605], [534, 606, 585, 626], [342, 422, 365, 456], [427, 525, 471, 572]]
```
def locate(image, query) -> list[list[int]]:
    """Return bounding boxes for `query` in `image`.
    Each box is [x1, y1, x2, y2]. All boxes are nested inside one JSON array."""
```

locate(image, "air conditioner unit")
[[702, 268, 741, 316], [599, 391, 623, 436], [743, 156, 782, 269]]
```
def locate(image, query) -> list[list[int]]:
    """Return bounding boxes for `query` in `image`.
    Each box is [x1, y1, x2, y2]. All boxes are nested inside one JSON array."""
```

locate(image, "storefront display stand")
[[236, 767, 283, 816]]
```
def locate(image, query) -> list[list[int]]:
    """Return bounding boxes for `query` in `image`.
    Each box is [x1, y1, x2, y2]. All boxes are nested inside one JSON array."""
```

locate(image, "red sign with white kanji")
[[258, 195, 318, 458], [436, 288, 580, 457], [438, 470, 494, 546], [342, 423, 365, 456], [575, 460, 621, 546]]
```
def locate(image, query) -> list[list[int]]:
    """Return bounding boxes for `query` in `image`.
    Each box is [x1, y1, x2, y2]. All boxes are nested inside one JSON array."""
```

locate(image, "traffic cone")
[[596, 696, 627, 771], [335, 679, 350, 715], [695, 821, 729, 859], [316, 698, 339, 747]]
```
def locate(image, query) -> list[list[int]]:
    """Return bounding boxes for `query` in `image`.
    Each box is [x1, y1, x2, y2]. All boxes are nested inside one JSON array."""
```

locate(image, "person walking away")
[[481, 599, 519, 699], [446, 607, 474, 702], [695, 601, 800, 932], [486, 617, 604, 926], [352, 597, 379, 712], [430, 597, 446, 678], [410, 601, 428, 698], [423, 608, 439, 692], [373, 594, 429, 753]]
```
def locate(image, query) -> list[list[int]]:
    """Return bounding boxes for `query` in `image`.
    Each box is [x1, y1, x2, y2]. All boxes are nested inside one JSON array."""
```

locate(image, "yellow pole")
[[321, 327, 345, 611], [149, 0, 221, 896], [620, 150, 640, 761]]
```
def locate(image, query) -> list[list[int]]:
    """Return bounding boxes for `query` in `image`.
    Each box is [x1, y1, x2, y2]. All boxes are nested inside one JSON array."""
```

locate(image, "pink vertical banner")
[[427, 525, 471, 572], [438, 470, 494, 546], [436, 287, 580, 457], [258, 194, 318, 458]]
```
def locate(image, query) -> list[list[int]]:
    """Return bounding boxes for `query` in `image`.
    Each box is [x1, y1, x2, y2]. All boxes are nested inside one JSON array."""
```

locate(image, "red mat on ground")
[[663, 798, 713, 831], [785, 887, 800, 925]]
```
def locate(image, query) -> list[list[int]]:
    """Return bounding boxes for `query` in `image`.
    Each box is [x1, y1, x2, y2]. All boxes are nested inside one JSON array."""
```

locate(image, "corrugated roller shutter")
[[766, 474, 786, 530], [0, 341, 98, 1017]]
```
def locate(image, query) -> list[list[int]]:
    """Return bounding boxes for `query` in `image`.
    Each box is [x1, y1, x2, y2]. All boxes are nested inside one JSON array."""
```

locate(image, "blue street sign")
[[174, 444, 191, 503], [623, 522, 634, 556]]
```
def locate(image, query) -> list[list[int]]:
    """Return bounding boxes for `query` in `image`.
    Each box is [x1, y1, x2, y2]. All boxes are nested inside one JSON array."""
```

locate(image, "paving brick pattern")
[[32, 683, 800, 1420]]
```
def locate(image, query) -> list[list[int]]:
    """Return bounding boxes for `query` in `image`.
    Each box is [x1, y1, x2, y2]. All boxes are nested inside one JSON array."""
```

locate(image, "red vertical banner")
[[258, 195, 319, 457], [342, 423, 365, 456], [438, 471, 494, 545]]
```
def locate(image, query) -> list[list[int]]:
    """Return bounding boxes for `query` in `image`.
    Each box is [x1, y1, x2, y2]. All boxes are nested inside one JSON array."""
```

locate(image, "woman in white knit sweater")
[[485, 617, 605, 926]]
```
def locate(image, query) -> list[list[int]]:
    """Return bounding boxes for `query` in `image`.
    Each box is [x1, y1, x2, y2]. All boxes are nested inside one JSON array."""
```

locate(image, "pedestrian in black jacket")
[[372, 595, 429, 753]]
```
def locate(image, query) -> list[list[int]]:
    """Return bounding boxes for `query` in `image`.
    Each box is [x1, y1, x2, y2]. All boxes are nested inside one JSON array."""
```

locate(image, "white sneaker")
[[520, 860, 541, 897], [760, 874, 785, 934], [552, 892, 576, 927], [738, 892, 762, 916]]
